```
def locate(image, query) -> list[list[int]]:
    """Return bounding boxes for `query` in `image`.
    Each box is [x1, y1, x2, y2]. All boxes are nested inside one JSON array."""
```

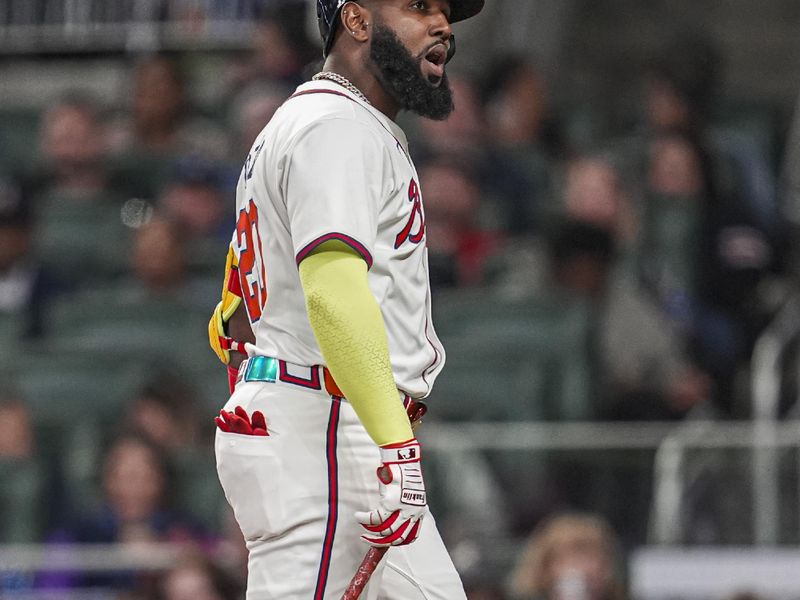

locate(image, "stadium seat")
[[49, 287, 208, 356], [0, 458, 45, 542], [0, 310, 24, 362], [33, 193, 131, 285], [172, 447, 227, 533], [9, 348, 149, 424], [0, 108, 40, 172], [639, 194, 701, 292], [430, 289, 594, 422]]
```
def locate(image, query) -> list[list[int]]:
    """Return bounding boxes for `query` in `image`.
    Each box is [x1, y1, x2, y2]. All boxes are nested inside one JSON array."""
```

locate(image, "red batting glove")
[[214, 406, 268, 436]]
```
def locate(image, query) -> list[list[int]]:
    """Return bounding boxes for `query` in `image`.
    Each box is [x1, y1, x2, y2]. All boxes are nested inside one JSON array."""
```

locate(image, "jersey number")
[[236, 199, 267, 322]]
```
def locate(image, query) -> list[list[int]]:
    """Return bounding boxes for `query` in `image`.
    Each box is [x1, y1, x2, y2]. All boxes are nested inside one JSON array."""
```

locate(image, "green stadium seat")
[[172, 447, 227, 533], [430, 289, 594, 422], [0, 458, 46, 542], [0, 108, 41, 172], [639, 194, 701, 293], [33, 193, 131, 284], [8, 349, 149, 424], [49, 287, 207, 354], [45, 286, 229, 410], [0, 310, 24, 362]]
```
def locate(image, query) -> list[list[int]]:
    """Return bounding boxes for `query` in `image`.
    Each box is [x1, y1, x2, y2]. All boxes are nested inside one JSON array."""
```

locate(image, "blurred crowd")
[[0, 1, 798, 598]]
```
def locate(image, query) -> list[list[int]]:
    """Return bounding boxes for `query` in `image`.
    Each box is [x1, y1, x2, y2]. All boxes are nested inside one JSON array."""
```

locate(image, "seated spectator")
[[26, 98, 134, 285], [224, 2, 316, 94], [557, 148, 756, 417], [561, 156, 637, 255], [122, 216, 217, 307], [144, 551, 243, 600], [419, 158, 504, 288], [641, 130, 773, 415], [228, 80, 293, 158], [38, 433, 206, 591], [548, 220, 711, 421], [108, 54, 229, 163], [509, 513, 625, 600], [157, 158, 230, 245], [0, 391, 45, 545], [640, 33, 781, 242], [87, 433, 201, 544], [0, 175, 62, 339], [643, 35, 718, 136], [479, 54, 562, 234], [413, 73, 488, 163], [124, 371, 203, 452], [33, 93, 126, 202], [132, 217, 189, 297], [0, 394, 35, 459]]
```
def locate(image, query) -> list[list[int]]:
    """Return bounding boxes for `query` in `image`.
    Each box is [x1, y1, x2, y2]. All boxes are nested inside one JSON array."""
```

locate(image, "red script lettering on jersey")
[[236, 199, 268, 322], [394, 179, 425, 249]]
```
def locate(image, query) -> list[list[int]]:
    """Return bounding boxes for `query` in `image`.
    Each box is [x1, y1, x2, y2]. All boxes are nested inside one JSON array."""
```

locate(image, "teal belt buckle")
[[244, 356, 278, 383]]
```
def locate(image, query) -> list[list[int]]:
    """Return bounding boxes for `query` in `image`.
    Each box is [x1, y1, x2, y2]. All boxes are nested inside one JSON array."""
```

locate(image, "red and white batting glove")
[[355, 439, 427, 547], [215, 406, 268, 436]]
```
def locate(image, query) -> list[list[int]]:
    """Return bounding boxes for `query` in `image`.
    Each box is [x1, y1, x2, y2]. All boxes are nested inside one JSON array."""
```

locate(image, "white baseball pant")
[[214, 370, 466, 599]]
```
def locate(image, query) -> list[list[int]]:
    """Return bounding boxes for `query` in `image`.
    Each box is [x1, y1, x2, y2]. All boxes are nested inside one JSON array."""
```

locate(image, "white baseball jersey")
[[231, 79, 445, 399]]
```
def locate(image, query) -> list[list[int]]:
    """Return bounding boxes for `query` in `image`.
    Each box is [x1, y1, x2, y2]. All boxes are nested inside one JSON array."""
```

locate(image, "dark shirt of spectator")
[[479, 54, 562, 234], [0, 176, 62, 338], [419, 157, 504, 289]]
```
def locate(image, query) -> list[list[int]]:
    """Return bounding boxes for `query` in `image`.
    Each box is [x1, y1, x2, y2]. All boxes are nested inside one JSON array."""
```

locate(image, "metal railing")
[[1, 420, 800, 586], [0, 0, 292, 53], [420, 419, 800, 546], [748, 291, 800, 544]]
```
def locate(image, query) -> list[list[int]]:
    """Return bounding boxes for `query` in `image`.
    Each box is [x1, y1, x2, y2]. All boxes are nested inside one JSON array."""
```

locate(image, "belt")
[[236, 356, 345, 398]]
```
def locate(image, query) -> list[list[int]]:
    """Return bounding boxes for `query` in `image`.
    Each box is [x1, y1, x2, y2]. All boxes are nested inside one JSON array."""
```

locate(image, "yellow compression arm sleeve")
[[299, 242, 414, 447]]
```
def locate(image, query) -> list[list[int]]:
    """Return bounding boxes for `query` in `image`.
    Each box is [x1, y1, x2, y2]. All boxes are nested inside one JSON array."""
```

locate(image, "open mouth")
[[423, 43, 448, 82]]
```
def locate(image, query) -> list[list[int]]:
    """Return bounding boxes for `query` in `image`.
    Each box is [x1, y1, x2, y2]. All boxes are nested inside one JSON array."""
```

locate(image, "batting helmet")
[[316, 0, 484, 58]]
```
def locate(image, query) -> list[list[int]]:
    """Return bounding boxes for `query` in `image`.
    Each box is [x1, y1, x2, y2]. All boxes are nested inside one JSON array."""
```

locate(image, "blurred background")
[[1, 0, 800, 598]]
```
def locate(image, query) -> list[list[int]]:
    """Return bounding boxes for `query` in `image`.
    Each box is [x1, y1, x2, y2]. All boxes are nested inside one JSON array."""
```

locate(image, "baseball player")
[[208, 0, 484, 597]]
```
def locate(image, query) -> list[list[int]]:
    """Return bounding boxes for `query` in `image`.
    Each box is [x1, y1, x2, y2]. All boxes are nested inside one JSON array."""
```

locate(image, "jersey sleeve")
[[283, 117, 385, 269]]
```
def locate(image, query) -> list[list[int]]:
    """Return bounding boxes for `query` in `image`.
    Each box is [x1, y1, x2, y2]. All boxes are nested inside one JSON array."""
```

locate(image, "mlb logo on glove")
[[398, 447, 416, 460]]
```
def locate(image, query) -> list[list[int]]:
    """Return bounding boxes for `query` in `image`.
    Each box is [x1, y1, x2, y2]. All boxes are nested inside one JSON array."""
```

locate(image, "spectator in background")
[[224, 2, 316, 94], [0, 392, 45, 546], [108, 54, 229, 164], [509, 513, 625, 600], [561, 156, 638, 256], [643, 36, 718, 136], [641, 130, 773, 415], [124, 372, 203, 453], [131, 217, 189, 297], [34, 93, 125, 202], [84, 433, 200, 544], [145, 551, 243, 600], [119, 216, 214, 306], [419, 157, 503, 289], [640, 34, 782, 247], [38, 433, 205, 591], [480, 54, 561, 234], [157, 159, 229, 244], [413, 73, 488, 164], [0, 394, 35, 459], [228, 81, 293, 158], [547, 219, 711, 421], [553, 144, 761, 417], [0, 175, 61, 338]]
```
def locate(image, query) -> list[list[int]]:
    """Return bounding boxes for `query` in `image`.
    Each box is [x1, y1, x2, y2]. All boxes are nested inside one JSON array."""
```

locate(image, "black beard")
[[369, 24, 454, 121]]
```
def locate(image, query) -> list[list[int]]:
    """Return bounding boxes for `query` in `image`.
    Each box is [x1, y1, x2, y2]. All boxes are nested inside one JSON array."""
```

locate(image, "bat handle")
[[341, 546, 388, 600]]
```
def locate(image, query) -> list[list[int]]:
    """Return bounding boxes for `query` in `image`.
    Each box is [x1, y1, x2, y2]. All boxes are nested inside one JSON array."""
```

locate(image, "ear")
[[340, 1, 371, 45]]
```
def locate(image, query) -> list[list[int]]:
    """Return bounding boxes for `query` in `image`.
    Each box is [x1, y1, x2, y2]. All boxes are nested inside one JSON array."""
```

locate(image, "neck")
[[321, 55, 400, 120]]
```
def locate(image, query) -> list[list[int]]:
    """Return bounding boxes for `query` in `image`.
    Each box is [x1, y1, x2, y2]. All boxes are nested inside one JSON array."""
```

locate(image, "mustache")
[[417, 38, 451, 59]]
